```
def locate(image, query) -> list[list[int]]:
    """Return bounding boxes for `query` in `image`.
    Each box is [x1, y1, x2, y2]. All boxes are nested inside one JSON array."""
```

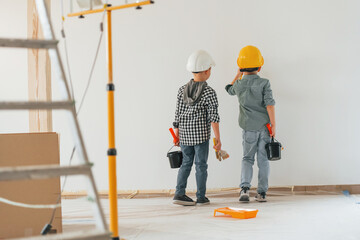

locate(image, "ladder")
[[0, 0, 111, 239]]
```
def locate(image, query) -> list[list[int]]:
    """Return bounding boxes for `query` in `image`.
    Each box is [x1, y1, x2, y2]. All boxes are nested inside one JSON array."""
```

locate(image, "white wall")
[[0, 0, 359, 192]]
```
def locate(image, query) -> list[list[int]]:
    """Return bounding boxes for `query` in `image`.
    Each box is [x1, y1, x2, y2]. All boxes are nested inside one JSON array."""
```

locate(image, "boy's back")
[[226, 74, 275, 131], [176, 84, 219, 146]]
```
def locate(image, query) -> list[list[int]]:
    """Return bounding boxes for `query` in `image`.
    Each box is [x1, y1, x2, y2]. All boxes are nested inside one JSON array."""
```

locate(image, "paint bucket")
[[167, 145, 182, 168], [265, 137, 282, 161]]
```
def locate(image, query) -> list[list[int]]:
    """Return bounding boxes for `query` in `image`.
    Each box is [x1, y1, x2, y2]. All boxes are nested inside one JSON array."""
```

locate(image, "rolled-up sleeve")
[[225, 84, 236, 95], [207, 90, 220, 123], [263, 80, 275, 106]]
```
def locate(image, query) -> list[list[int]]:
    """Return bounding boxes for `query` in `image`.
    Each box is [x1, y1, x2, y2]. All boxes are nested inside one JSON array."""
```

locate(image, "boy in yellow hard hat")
[[225, 46, 276, 202], [172, 50, 222, 206]]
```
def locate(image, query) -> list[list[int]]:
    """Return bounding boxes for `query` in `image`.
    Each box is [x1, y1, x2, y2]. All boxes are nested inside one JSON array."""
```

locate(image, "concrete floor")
[[62, 193, 360, 240]]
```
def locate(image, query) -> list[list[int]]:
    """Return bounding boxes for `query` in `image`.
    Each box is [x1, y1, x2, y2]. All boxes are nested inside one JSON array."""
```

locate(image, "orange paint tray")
[[214, 207, 258, 219]]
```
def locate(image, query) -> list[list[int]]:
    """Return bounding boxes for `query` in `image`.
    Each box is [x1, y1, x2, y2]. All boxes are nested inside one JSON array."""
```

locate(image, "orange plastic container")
[[214, 207, 258, 219]]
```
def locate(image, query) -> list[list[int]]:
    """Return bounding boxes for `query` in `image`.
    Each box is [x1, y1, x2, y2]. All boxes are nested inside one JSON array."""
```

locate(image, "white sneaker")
[[239, 187, 250, 202], [255, 192, 267, 202]]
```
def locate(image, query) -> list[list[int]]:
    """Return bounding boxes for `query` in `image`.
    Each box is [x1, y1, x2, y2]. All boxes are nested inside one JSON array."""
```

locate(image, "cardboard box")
[[0, 133, 62, 239]]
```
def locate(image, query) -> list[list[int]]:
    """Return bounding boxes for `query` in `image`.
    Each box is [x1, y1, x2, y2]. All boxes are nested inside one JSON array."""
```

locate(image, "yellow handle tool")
[[213, 138, 230, 161], [213, 138, 221, 161]]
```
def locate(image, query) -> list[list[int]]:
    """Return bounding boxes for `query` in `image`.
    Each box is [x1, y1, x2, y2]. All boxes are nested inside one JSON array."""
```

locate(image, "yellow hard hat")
[[237, 45, 264, 69]]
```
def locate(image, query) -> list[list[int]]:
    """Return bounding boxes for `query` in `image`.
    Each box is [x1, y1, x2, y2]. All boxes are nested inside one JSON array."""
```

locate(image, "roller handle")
[[169, 128, 179, 144], [213, 138, 218, 152], [266, 123, 272, 135], [266, 123, 274, 141]]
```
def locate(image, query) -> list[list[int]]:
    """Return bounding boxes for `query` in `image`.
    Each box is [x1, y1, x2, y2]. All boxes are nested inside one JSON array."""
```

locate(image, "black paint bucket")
[[265, 137, 282, 161], [167, 146, 183, 168]]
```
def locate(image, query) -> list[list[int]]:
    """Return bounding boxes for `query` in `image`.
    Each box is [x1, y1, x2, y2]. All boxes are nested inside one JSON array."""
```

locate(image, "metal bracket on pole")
[[67, 0, 153, 17]]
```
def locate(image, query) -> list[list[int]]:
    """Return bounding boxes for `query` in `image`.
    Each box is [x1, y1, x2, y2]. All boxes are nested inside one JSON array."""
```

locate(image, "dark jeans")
[[175, 140, 209, 199]]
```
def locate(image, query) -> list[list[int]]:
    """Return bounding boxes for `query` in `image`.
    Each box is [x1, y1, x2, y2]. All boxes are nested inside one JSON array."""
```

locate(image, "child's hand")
[[213, 138, 222, 151], [231, 69, 243, 85], [270, 125, 276, 137], [174, 128, 180, 146], [236, 68, 243, 78], [235, 69, 243, 80]]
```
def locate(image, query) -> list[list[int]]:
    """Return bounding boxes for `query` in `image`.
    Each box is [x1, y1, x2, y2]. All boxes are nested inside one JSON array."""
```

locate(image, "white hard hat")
[[186, 50, 216, 72]]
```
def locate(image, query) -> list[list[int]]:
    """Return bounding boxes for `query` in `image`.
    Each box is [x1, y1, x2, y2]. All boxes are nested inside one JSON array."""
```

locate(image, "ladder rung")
[[13, 230, 111, 240], [0, 101, 74, 110], [0, 38, 58, 49], [0, 164, 92, 181]]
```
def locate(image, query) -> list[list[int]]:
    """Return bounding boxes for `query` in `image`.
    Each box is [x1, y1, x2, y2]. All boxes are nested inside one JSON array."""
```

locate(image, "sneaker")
[[239, 187, 250, 202], [255, 192, 267, 202], [196, 197, 210, 205], [173, 195, 196, 206]]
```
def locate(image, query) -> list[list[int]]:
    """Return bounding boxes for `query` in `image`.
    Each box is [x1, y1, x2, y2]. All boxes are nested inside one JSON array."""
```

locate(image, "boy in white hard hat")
[[172, 50, 222, 206], [226, 46, 276, 202]]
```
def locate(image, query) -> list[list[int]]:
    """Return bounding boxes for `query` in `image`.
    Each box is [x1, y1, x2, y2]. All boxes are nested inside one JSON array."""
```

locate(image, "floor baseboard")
[[61, 184, 360, 199]]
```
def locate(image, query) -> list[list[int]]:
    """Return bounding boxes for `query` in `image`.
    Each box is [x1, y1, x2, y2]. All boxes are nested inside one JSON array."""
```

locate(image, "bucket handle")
[[167, 144, 180, 153]]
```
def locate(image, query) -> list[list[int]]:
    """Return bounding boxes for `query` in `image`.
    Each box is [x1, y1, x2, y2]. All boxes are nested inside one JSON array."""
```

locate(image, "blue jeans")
[[175, 140, 209, 199], [240, 128, 270, 193]]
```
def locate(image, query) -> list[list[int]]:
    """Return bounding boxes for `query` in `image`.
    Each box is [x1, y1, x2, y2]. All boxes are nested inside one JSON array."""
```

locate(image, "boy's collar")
[[242, 74, 260, 80]]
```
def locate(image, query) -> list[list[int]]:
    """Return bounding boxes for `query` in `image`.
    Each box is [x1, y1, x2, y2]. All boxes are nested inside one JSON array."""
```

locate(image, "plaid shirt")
[[174, 84, 220, 146]]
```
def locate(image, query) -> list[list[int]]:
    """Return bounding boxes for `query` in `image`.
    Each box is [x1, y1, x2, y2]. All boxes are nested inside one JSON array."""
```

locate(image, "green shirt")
[[225, 74, 275, 131]]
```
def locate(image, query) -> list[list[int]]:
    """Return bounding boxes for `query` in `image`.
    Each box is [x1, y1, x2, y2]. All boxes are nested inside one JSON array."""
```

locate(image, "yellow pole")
[[106, 10, 119, 240], [66, 2, 154, 239]]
